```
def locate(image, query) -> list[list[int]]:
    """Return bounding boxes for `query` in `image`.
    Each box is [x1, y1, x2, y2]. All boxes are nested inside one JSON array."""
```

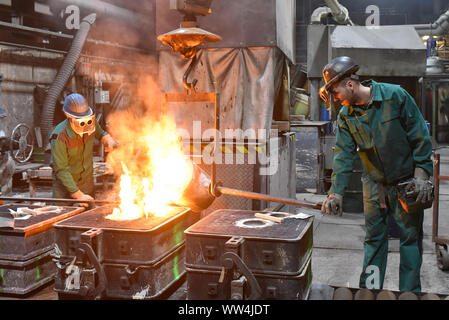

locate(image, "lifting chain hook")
[[183, 52, 199, 94]]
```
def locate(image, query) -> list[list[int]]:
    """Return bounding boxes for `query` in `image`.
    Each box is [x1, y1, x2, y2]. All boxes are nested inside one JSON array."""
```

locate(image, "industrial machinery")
[[0, 83, 35, 195], [0, 75, 35, 164], [157, 0, 221, 61], [157, 1, 319, 213]]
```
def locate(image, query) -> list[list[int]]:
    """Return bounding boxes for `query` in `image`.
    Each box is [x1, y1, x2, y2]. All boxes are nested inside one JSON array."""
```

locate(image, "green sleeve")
[[95, 119, 108, 140], [399, 88, 434, 176], [329, 114, 358, 196], [51, 138, 79, 194]]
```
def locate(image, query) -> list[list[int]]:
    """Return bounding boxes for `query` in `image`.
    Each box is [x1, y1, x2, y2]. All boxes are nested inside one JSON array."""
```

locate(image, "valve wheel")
[[10, 123, 34, 163], [435, 243, 449, 271]]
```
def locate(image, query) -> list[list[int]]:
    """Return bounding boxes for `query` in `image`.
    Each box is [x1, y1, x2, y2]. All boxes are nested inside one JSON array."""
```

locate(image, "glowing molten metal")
[[105, 116, 193, 220]]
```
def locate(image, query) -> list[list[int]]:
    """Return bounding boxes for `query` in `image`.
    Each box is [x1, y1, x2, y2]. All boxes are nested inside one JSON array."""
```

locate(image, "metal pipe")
[[0, 21, 149, 53], [0, 20, 73, 39], [49, 0, 151, 28], [323, 0, 354, 26], [0, 196, 183, 207], [40, 13, 96, 146], [216, 186, 322, 210], [0, 196, 119, 204], [0, 41, 153, 67], [411, 9, 449, 36], [211, 94, 220, 197], [433, 153, 440, 242], [311, 7, 332, 24]]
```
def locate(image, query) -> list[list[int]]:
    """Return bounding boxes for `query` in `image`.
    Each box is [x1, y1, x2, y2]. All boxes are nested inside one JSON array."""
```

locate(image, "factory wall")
[[0, 45, 63, 139]]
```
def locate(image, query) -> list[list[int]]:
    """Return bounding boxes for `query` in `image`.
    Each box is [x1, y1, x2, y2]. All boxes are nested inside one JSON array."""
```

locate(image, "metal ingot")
[[398, 292, 418, 300], [376, 290, 396, 300], [354, 288, 375, 300], [333, 287, 353, 300], [421, 293, 440, 300], [158, 22, 222, 59]]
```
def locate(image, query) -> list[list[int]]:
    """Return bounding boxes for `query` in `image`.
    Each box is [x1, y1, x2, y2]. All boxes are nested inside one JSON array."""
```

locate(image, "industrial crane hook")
[[183, 52, 199, 93]]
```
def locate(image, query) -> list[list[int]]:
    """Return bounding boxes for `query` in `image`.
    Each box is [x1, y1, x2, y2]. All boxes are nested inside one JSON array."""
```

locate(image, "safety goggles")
[[69, 115, 96, 136]]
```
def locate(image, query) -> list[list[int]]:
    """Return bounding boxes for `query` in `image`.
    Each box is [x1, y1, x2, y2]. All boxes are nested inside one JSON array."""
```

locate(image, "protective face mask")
[[70, 115, 96, 136]]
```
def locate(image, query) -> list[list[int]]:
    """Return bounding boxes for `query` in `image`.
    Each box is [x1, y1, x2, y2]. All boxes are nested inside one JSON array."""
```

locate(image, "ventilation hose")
[[40, 13, 97, 147]]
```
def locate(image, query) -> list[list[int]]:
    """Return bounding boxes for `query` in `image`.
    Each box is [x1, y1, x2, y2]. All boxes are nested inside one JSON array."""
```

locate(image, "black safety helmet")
[[320, 56, 360, 110]]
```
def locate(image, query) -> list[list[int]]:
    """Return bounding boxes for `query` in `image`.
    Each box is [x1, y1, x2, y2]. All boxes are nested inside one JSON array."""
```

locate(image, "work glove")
[[321, 193, 343, 216], [412, 167, 433, 203], [71, 190, 94, 208], [101, 134, 119, 153]]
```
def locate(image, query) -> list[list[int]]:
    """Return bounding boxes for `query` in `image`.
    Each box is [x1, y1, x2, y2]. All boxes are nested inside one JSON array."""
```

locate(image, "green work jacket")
[[329, 80, 433, 196], [50, 119, 107, 194]]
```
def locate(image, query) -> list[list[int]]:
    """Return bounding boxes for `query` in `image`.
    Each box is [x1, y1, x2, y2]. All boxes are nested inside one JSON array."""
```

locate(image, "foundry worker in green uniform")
[[319, 56, 433, 292], [50, 93, 117, 207]]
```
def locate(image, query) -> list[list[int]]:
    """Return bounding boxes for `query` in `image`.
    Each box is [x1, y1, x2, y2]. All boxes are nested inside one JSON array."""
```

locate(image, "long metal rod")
[[216, 186, 322, 210], [211, 93, 219, 196], [0, 192, 320, 210], [0, 196, 185, 208], [433, 153, 440, 242], [0, 41, 153, 68], [0, 20, 73, 39], [0, 20, 150, 53], [0, 196, 118, 205]]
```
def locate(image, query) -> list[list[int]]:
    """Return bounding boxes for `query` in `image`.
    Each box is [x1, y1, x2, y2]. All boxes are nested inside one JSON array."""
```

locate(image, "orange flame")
[[105, 115, 193, 220]]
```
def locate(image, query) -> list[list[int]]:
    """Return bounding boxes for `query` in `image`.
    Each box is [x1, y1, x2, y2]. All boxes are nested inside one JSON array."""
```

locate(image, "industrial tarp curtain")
[[159, 47, 285, 139]]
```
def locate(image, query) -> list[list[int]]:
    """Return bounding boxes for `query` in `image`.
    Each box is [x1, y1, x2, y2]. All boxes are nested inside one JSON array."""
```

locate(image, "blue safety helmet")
[[62, 93, 93, 119]]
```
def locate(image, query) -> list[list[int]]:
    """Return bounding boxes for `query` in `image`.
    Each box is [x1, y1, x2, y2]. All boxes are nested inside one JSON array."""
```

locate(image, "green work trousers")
[[358, 176, 424, 292]]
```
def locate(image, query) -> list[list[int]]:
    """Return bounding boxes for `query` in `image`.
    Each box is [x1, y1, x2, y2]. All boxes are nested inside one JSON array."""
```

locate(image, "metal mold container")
[[0, 249, 55, 296], [186, 255, 312, 300], [0, 204, 84, 261], [53, 205, 197, 264], [185, 209, 313, 275], [54, 242, 186, 300], [184, 209, 313, 300], [53, 205, 198, 299]]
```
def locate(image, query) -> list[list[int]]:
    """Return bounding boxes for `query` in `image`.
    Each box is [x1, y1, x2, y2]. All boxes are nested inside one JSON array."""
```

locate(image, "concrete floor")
[[296, 148, 449, 296]]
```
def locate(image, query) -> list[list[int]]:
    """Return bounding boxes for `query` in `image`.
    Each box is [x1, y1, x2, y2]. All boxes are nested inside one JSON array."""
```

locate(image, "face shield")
[[69, 114, 96, 136]]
